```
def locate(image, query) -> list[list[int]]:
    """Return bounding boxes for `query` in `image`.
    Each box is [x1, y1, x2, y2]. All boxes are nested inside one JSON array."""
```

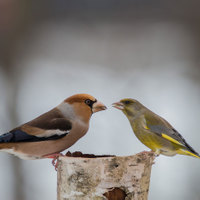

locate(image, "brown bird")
[[0, 94, 107, 163]]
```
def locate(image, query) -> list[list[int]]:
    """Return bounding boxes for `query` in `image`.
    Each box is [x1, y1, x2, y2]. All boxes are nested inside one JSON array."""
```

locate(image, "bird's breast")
[[132, 121, 163, 151]]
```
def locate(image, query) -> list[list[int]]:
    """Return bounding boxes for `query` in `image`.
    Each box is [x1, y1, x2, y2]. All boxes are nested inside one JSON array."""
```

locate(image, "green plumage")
[[113, 98, 200, 158]]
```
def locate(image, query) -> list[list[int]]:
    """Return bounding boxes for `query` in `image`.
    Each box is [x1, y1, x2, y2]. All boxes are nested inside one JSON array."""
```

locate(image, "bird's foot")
[[153, 149, 160, 157], [44, 153, 63, 171]]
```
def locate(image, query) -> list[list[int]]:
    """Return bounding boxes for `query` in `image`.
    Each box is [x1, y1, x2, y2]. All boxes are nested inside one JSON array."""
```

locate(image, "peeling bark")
[[57, 151, 155, 200]]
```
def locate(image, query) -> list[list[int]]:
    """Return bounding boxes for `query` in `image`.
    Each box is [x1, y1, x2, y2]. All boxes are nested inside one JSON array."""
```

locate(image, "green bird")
[[112, 98, 200, 158]]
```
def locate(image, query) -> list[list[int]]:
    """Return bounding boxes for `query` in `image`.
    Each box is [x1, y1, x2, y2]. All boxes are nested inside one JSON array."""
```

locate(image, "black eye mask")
[[85, 99, 97, 109]]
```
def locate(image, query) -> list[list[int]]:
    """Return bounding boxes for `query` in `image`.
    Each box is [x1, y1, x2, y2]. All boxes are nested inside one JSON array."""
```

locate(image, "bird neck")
[[73, 104, 92, 124], [124, 109, 144, 122]]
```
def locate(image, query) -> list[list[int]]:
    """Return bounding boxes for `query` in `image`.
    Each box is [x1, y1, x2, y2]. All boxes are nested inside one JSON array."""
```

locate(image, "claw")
[[43, 153, 63, 171], [154, 149, 160, 157]]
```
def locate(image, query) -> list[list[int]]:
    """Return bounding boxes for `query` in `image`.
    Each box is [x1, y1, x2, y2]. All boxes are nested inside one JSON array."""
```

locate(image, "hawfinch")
[[112, 98, 200, 158], [0, 94, 107, 160]]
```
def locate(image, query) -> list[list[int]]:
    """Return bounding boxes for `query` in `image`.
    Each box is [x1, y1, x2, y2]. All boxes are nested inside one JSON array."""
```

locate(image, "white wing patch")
[[36, 129, 70, 138]]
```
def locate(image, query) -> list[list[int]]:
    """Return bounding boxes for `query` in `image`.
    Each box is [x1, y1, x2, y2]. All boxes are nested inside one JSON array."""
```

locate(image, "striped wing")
[[144, 114, 199, 156], [0, 118, 72, 143]]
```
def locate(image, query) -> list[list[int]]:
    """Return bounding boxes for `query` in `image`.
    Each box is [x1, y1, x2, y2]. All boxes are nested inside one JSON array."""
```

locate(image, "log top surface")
[[60, 151, 155, 161]]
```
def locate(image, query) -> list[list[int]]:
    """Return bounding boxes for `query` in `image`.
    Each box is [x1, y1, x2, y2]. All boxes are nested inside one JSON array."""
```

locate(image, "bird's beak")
[[92, 101, 107, 113], [112, 102, 124, 110]]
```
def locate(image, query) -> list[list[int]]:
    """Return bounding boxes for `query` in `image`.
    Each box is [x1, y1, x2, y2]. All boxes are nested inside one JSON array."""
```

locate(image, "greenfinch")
[[112, 98, 200, 158]]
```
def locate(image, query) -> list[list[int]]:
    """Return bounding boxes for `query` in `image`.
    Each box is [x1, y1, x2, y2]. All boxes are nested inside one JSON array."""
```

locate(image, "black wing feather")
[[0, 129, 69, 143], [148, 124, 199, 155]]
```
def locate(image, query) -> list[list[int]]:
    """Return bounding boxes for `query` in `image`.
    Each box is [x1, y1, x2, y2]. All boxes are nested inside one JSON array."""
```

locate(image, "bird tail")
[[177, 149, 200, 159]]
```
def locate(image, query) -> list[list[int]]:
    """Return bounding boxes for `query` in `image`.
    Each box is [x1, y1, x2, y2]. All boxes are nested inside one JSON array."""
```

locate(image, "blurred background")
[[0, 0, 200, 200]]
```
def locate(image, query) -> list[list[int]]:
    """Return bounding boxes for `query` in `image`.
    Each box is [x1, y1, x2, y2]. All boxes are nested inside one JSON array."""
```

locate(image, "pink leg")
[[43, 153, 63, 171]]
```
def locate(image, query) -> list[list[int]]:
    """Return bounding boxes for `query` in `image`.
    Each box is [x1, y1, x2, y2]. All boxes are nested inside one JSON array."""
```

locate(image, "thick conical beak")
[[112, 102, 124, 110], [92, 101, 107, 113]]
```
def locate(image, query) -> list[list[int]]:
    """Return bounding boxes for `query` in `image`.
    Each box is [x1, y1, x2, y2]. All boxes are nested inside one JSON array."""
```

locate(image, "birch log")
[[57, 151, 155, 200]]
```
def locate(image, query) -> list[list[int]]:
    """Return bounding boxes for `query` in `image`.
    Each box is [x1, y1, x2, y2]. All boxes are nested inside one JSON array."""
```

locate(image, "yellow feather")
[[161, 134, 200, 158], [177, 149, 200, 159], [161, 134, 182, 146]]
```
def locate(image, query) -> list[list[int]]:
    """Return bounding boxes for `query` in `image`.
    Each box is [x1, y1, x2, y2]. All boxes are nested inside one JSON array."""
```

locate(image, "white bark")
[[57, 151, 155, 200]]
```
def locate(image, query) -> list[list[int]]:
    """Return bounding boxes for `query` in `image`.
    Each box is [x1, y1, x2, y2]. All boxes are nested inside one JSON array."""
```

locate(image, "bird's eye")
[[124, 100, 131, 105], [85, 99, 91, 105]]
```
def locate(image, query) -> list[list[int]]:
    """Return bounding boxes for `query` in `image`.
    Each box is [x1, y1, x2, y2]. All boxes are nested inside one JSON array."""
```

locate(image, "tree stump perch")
[[57, 151, 155, 200]]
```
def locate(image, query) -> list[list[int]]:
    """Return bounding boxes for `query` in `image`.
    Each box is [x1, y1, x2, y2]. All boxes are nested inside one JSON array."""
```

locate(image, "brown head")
[[64, 94, 107, 123]]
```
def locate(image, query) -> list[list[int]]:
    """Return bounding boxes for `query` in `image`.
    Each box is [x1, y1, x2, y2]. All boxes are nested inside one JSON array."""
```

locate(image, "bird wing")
[[0, 118, 72, 143], [144, 113, 198, 155]]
